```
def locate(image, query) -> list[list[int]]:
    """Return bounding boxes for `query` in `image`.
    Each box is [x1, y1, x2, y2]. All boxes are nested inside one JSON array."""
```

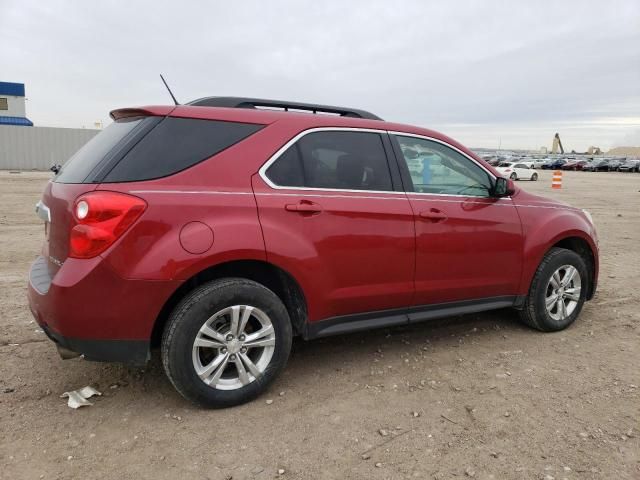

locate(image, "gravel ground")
[[0, 169, 638, 480]]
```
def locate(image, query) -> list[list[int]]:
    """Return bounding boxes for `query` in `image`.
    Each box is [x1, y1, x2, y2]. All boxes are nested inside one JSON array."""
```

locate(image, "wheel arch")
[[550, 236, 597, 299], [521, 232, 598, 302], [151, 259, 308, 347]]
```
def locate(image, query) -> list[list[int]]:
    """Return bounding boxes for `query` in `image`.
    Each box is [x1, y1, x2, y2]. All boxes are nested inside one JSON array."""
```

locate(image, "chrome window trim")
[[258, 127, 404, 195], [255, 191, 406, 201], [124, 189, 575, 211], [258, 126, 506, 199]]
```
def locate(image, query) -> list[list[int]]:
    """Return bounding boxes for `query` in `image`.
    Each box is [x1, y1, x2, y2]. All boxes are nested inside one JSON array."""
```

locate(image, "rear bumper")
[[28, 255, 180, 365], [41, 324, 150, 364]]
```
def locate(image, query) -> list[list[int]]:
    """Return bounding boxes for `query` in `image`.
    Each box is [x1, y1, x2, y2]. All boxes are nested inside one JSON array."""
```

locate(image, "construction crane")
[[551, 133, 564, 154]]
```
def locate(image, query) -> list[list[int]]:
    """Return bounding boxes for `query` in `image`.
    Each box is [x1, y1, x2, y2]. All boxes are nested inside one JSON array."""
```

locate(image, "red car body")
[[28, 103, 599, 364], [562, 160, 590, 171]]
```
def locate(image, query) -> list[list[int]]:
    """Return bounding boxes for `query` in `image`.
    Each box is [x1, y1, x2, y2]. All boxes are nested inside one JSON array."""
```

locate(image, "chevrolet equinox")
[[28, 97, 599, 407]]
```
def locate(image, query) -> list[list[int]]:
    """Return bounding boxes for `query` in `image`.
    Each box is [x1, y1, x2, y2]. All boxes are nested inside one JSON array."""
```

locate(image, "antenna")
[[160, 74, 179, 105]]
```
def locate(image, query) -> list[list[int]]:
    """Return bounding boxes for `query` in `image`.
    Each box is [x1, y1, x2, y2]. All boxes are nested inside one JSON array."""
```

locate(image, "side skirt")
[[303, 296, 523, 340]]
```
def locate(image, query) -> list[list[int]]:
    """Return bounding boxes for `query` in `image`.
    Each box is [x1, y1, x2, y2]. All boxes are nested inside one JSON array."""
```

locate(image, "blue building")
[[0, 81, 33, 126]]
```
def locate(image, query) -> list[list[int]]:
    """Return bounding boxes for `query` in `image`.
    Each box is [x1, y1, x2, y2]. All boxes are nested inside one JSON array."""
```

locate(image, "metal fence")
[[0, 125, 99, 170]]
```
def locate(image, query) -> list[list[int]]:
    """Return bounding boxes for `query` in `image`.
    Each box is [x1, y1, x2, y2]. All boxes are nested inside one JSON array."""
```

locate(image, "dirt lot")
[[1, 170, 638, 480]]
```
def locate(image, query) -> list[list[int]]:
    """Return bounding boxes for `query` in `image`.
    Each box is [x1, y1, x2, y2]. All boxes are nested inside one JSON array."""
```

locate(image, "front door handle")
[[419, 208, 447, 222], [284, 201, 323, 214]]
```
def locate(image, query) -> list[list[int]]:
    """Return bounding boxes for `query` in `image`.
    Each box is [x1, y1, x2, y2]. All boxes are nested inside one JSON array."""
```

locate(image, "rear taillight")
[[69, 191, 146, 259]]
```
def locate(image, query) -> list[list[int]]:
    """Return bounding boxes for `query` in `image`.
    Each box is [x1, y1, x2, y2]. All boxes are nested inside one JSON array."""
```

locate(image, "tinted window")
[[55, 117, 146, 183], [266, 131, 393, 191], [104, 117, 263, 182], [265, 144, 305, 187], [394, 136, 493, 197]]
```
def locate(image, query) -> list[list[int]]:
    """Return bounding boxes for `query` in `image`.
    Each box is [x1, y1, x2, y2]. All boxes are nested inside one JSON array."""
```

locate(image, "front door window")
[[395, 136, 493, 197]]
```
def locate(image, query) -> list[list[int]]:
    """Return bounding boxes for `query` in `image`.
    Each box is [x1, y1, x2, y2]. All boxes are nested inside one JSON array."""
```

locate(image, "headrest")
[[336, 154, 365, 189]]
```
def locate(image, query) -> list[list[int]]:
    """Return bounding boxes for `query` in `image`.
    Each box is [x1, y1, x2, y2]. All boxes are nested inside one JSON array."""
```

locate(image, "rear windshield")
[[55, 117, 146, 183], [103, 117, 263, 182], [55, 116, 263, 183]]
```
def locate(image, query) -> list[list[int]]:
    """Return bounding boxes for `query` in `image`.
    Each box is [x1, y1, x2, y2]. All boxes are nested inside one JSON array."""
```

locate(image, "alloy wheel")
[[545, 265, 582, 321], [192, 305, 276, 390]]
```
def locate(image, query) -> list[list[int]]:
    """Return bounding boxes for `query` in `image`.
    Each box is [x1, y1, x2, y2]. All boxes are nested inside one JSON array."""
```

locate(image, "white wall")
[[0, 95, 26, 117], [0, 125, 99, 170]]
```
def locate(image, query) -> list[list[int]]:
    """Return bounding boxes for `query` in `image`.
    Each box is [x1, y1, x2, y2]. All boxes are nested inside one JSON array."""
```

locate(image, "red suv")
[[28, 97, 599, 407]]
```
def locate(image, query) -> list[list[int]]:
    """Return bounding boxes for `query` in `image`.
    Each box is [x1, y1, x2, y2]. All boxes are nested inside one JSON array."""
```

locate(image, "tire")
[[162, 278, 293, 408], [531, 172, 538, 181], [519, 248, 588, 332], [510, 173, 517, 180]]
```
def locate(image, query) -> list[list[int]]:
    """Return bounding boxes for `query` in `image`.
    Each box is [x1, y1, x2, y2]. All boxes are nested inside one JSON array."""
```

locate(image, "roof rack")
[[187, 96, 383, 121]]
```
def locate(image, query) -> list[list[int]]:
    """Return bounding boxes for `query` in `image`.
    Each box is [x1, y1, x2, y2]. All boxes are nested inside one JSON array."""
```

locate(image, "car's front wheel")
[[162, 278, 292, 408], [531, 172, 538, 181], [519, 248, 588, 332], [510, 172, 517, 180]]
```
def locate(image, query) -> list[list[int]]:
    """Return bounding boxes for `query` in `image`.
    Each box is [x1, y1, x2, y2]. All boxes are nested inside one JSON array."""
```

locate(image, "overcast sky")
[[1, 0, 639, 151]]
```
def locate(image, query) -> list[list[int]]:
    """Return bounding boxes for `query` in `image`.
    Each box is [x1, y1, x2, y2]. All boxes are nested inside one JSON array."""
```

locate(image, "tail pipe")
[[56, 344, 81, 360]]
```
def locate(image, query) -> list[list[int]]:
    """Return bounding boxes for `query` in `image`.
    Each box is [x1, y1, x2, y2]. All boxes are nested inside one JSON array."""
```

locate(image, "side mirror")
[[492, 177, 515, 197]]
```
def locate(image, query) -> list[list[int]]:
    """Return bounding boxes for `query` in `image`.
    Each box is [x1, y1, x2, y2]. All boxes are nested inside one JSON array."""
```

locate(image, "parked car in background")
[[606, 159, 624, 171], [582, 158, 609, 172], [540, 160, 556, 170], [28, 96, 599, 408], [584, 159, 610, 172], [542, 159, 567, 170], [496, 162, 539, 181], [532, 158, 551, 169], [618, 159, 640, 172], [562, 160, 591, 171], [516, 159, 535, 169]]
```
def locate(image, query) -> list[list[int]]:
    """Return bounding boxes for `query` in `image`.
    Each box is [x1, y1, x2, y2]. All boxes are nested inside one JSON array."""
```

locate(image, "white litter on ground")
[[60, 386, 102, 409]]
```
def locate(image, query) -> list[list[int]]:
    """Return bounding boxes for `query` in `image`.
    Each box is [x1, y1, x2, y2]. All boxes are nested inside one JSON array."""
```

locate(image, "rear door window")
[[264, 144, 305, 187], [103, 117, 263, 182], [265, 130, 393, 191]]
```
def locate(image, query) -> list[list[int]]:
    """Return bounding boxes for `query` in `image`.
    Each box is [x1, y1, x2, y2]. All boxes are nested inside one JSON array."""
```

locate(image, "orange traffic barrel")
[[552, 170, 563, 189]]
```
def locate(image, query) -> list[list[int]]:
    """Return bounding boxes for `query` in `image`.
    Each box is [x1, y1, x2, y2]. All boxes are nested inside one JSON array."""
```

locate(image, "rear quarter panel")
[[100, 186, 267, 281]]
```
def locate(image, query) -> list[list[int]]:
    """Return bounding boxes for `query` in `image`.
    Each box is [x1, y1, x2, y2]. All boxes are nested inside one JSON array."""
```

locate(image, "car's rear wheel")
[[519, 248, 588, 332], [531, 172, 538, 181], [162, 278, 292, 408], [510, 172, 517, 180]]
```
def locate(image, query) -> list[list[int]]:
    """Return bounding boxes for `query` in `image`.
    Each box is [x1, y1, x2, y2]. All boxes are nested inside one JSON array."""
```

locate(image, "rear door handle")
[[284, 201, 323, 214], [419, 209, 447, 222]]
